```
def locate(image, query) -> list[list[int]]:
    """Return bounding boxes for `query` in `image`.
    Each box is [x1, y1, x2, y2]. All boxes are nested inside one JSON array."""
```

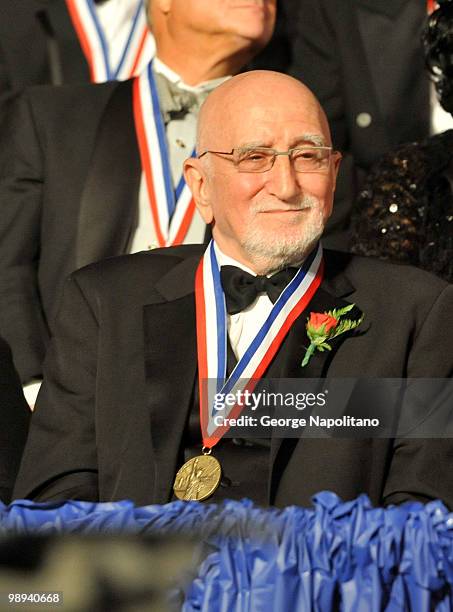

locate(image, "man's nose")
[[265, 154, 301, 201]]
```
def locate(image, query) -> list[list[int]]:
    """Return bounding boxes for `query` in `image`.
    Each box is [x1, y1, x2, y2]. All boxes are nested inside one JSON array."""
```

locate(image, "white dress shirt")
[[95, 0, 155, 77], [214, 244, 277, 361], [430, 82, 453, 135], [130, 58, 230, 252]]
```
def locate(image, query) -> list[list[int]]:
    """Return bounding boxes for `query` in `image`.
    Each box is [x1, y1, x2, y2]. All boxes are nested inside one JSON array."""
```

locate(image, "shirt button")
[[356, 112, 372, 128]]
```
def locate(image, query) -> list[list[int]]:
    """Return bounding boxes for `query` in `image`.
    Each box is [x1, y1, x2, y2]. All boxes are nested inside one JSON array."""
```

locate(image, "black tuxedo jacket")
[[13, 246, 453, 509], [0, 336, 30, 504], [290, 0, 429, 168], [0, 0, 89, 130], [0, 79, 156, 382], [289, 0, 430, 248]]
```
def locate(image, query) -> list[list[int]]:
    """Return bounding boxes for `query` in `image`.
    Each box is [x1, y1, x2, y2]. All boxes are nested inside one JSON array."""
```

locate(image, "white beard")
[[239, 195, 325, 273]]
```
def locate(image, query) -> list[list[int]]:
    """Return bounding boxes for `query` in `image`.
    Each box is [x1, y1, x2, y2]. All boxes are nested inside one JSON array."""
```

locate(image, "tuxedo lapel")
[[356, 0, 409, 18], [268, 254, 363, 502], [39, 0, 90, 84], [143, 255, 201, 503], [329, 2, 389, 165], [76, 79, 141, 269], [356, 0, 429, 142]]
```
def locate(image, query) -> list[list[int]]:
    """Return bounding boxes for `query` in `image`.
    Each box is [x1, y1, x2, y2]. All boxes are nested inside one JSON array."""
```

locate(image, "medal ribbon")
[[66, 0, 153, 82], [196, 241, 324, 448], [133, 62, 197, 246]]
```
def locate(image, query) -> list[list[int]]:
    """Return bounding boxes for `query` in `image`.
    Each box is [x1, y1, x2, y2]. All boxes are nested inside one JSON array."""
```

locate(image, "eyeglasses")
[[197, 146, 339, 173]]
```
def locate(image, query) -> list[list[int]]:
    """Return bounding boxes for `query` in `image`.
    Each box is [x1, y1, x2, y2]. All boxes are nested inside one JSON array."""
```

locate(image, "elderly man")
[[14, 71, 453, 508], [0, 0, 276, 397], [0, 0, 155, 121]]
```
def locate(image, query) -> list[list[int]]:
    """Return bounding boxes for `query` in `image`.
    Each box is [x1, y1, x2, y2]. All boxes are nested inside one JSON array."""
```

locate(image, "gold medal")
[[173, 449, 222, 501]]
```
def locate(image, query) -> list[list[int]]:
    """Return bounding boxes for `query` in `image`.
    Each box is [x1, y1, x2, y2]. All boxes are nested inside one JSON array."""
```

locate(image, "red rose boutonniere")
[[301, 304, 363, 367]]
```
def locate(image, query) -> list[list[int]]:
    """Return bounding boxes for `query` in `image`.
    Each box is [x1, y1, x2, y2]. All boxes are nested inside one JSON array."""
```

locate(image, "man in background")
[[0, 0, 276, 401], [0, 0, 155, 130]]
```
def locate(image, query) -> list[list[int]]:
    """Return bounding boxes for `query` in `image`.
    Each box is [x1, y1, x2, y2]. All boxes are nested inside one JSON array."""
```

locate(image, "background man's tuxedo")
[[13, 246, 453, 509], [0, 79, 153, 382], [0, 336, 30, 504], [0, 0, 90, 130], [289, 0, 430, 248]]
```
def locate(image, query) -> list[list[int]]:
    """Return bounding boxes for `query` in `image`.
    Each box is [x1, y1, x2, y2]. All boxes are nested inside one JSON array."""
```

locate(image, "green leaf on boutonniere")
[[301, 305, 363, 367]]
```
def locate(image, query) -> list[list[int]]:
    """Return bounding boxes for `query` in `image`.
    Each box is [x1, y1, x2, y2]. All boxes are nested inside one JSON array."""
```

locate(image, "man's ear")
[[184, 157, 214, 224]]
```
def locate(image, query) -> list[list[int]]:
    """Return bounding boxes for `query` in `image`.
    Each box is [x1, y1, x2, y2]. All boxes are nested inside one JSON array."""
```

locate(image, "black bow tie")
[[220, 266, 298, 315]]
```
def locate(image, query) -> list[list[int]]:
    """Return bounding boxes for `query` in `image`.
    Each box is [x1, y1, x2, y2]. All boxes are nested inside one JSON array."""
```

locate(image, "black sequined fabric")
[[351, 130, 453, 282]]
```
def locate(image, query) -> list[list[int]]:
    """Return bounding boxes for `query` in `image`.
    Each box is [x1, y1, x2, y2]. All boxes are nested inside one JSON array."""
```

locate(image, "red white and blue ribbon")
[[66, 0, 153, 82], [195, 241, 324, 448], [133, 61, 196, 246]]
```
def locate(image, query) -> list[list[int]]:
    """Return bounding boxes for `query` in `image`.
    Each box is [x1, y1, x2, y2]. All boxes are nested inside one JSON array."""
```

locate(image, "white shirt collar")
[[153, 57, 230, 94]]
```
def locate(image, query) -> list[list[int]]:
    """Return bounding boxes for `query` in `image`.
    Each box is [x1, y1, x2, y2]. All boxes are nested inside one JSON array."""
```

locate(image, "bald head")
[[196, 71, 332, 154]]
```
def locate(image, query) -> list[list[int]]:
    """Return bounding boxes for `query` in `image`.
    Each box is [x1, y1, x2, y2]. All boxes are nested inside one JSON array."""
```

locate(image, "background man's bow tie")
[[155, 73, 205, 122], [220, 266, 298, 315]]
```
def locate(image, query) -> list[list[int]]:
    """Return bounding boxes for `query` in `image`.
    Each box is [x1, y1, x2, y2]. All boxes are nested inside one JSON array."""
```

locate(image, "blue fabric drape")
[[1, 492, 453, 611]]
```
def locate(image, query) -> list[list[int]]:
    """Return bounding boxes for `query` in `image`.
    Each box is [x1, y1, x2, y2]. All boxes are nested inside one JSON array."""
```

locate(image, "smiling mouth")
[[260, 207, 312, 214]]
